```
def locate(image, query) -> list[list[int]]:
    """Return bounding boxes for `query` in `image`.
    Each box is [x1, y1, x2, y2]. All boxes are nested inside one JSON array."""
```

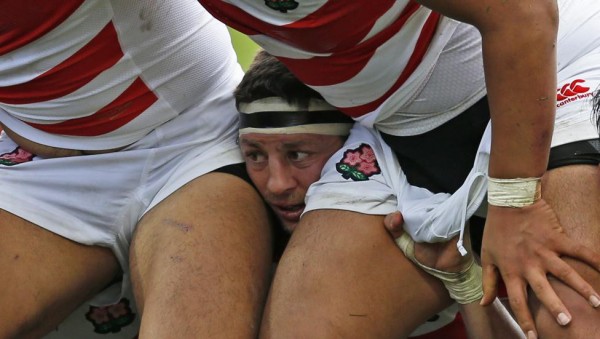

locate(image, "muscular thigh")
[[129, 172, 273, 338], [532, 164, 600, 337], [261, 209, 452, 339], [543, 165, 600, 246], [0, 210, 120, 338]]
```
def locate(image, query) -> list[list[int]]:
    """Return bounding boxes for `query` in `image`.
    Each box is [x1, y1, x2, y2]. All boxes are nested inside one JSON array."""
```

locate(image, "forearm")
[[483, 4, 558, 178]]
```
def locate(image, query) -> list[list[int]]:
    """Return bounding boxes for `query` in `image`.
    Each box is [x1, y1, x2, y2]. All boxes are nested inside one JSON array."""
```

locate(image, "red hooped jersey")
[[200, 0, 455, 119], [0, 0, 242, 150]]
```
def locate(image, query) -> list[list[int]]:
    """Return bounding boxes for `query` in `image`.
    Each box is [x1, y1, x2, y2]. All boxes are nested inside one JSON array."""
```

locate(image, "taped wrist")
[[396, 233, 483, 304], [487, 177, 541, 208]]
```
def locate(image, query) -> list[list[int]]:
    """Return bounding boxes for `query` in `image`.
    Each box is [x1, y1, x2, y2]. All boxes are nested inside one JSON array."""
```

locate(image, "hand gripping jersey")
[[0, 0, 241, 150]]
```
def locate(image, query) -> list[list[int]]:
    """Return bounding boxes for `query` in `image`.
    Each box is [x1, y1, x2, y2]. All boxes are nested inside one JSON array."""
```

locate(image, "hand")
[[385, 211, 482, 304], [383, 211, 404, 239], [383, 211, 471, 273], [480, 199, 600, 338]]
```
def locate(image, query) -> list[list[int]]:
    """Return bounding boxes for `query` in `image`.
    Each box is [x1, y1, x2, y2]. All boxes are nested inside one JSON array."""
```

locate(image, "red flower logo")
[[336, 144, 381, 181], [0, 147, 34, 166]]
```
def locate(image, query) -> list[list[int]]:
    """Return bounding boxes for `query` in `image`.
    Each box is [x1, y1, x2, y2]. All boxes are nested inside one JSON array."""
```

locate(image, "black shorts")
[[381, 97, 491, 194]]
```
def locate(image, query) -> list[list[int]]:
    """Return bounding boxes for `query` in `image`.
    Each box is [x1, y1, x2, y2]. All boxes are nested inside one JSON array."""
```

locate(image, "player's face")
[[240, 133, 344, 233]]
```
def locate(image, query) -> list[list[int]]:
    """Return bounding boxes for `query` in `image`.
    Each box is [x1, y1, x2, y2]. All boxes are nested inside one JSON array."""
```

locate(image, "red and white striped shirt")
[[200, 0, 485, 135], [0, 0, 242, 150]]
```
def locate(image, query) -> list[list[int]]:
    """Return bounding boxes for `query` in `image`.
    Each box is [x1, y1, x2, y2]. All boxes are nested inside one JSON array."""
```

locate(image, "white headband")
[[238, 97, 353, 136]]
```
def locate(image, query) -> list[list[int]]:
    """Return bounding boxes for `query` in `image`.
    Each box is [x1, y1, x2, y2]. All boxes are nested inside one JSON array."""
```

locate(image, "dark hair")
[[593, 89, 600, 135], [234, 50, 325, 109]]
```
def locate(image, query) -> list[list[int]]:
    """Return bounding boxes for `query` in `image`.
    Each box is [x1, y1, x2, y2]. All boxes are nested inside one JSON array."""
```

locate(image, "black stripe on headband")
[[239, 110, 353, 129]]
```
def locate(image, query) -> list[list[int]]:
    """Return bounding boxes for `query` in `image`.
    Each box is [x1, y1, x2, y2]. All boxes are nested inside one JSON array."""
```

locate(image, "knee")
[[534, 300, 600, 338]]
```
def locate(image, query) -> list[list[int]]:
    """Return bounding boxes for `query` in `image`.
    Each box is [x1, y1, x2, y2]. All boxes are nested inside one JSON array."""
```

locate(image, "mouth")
[[271, 202, 305, 222]]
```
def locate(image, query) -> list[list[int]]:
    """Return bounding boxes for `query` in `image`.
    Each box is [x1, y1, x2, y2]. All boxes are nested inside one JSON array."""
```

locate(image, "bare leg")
[[531, 165, 600, 338], [130, 172, 273, 338], [0, 210, 120, 338], [260, 210, 452, 338]]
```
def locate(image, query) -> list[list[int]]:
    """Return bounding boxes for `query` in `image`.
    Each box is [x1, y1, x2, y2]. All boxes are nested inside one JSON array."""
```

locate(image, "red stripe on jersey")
[[278, 1, 397, 53], [200, 0, 438, 118], [0, 22, 123, 105], [201, 0, 396, 53], [340, 12, 441, 118], [0, 0, 85, 56], [276, 3, 421, 86], [26, 77, 158, 136]]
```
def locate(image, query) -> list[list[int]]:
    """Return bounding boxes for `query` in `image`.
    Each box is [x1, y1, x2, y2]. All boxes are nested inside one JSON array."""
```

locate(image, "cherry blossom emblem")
[[85, 298, 136, 334], [0, 147, 34, 166], [336, 143, 381, 181]]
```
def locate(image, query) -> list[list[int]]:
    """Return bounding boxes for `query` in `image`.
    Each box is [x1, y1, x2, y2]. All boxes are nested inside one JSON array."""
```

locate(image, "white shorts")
[[0, 77, 243, 303]]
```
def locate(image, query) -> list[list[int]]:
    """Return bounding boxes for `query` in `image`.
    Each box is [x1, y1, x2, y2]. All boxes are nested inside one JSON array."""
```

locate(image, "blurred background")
[[229, 28, 260, 71]]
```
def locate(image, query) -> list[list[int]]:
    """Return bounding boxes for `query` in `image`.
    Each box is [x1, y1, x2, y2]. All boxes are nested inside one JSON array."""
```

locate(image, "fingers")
[[383, 211, 404, 239], [503, 278, 538, 339], [544, 254, 600, 309], [526, 270, 571, 327], [480, 263, 499, 306]]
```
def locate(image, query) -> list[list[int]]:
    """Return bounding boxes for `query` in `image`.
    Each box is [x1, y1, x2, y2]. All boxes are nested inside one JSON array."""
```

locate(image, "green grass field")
[[228, 28, 260, 71]]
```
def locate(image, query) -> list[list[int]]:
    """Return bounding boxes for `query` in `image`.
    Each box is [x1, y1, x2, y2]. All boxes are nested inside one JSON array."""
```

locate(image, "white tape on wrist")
[[487, 177, 541, 208], [396, 233, 483, 304]]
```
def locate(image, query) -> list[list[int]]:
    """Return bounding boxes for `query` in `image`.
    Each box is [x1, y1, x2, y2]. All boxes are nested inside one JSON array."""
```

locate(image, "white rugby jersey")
[[200, 0, 486, 135], [0, 0, 242, 150]]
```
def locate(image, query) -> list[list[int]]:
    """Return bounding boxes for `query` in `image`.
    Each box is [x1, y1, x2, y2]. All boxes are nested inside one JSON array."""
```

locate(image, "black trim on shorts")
[[212, 162, 254, 186], [548, 139, 600, 169]]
